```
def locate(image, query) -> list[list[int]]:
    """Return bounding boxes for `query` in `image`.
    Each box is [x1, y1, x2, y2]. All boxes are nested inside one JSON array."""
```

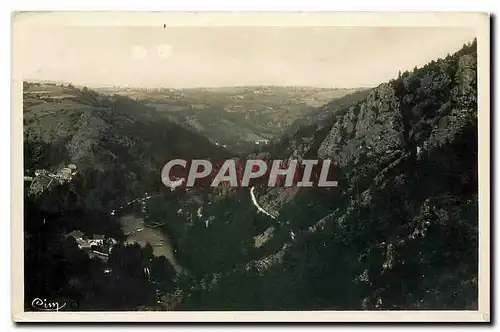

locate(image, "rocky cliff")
[[178, 39, 479, 310]]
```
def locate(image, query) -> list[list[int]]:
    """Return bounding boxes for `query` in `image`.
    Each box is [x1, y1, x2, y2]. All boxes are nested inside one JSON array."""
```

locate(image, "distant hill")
[[22, 39, 479, 312], [178, 39, 479, 311], [23, 82, 229, 211], [23, 83, 233, 311], [96, 85, 366, 154]]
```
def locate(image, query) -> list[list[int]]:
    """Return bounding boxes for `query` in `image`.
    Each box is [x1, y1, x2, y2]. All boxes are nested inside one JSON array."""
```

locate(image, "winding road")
[[250, 187, 298, 240], [250, 186, 276, 219]]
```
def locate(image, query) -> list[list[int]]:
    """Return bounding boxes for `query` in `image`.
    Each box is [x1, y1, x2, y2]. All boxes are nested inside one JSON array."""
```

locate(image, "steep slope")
[[23, 84, 229, 310], [269, 89, 372, 157], [178, 39, 479, 310], [24, 84, 229, 211]]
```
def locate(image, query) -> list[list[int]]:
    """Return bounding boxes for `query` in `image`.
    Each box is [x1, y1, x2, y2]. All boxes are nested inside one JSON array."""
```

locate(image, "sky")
[[16, 26, 476, 89]]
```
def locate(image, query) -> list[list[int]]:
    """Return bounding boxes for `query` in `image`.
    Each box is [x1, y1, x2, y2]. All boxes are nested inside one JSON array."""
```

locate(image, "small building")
[[76, 238, 91, 250], [59, 167, 73, 180], [88, 250, 109, 262], [34, 169, 48, 177], [90, 235, 105, 246]]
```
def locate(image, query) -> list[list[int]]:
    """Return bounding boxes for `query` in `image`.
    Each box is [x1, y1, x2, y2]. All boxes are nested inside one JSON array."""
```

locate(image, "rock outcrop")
[[181, 39, 479, 311]]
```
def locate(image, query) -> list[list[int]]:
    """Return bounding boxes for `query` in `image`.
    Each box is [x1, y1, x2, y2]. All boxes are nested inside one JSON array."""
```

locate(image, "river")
[[117, 187, 279, 275], [119, 214, 182, 273]]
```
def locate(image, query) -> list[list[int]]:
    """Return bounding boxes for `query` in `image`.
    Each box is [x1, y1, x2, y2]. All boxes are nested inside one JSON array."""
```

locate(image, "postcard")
[[11, 11, 490, 322]]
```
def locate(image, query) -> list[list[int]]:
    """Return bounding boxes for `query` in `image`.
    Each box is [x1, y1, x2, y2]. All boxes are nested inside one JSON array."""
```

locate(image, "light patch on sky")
[[17, 26, 476, 88]]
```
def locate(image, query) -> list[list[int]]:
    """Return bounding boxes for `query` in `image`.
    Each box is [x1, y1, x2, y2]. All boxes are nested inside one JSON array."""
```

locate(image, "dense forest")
[[23, 39, 478, 311], [178, 39, 479, 310], [23, 85, 228, 310]]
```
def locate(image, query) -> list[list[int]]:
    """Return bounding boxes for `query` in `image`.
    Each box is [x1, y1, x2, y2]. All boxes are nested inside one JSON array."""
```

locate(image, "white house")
[[90, 234, 105, 246]]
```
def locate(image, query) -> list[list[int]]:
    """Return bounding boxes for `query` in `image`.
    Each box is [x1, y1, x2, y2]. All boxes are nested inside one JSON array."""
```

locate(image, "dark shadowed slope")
[[24, 84, 229, 211], [23, 84, 229, 311], [178, 39, 479, 311]]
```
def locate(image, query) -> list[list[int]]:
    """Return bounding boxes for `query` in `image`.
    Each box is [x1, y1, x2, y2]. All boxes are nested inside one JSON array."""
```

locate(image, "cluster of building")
[[254, 139, 270, 145], [66, 230, 153, 280], [25, 164, 78, 196], [66, 230, 117, 261], [251, 87, 275, 95], [34, 164, 77, 182]]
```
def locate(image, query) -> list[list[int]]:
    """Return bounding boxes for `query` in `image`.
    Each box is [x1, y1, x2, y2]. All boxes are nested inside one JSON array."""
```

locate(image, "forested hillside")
[[24, 84, 228, 210], [100, 86, 364, 154], [22, 39, 479, 312], [23, 86, 228, 310], [178, 39, 479, 310]]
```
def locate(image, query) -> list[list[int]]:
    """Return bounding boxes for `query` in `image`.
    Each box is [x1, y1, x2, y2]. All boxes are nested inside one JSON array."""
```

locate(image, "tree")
[[143, 243, 154, 264]]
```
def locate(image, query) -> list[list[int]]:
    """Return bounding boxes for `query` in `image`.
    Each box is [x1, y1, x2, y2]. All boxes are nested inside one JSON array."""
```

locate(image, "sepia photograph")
[[11, 12, 490, 322]]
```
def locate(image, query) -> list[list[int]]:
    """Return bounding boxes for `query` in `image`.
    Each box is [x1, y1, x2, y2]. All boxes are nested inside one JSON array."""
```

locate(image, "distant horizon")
[[24, 79, 374, 90]]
